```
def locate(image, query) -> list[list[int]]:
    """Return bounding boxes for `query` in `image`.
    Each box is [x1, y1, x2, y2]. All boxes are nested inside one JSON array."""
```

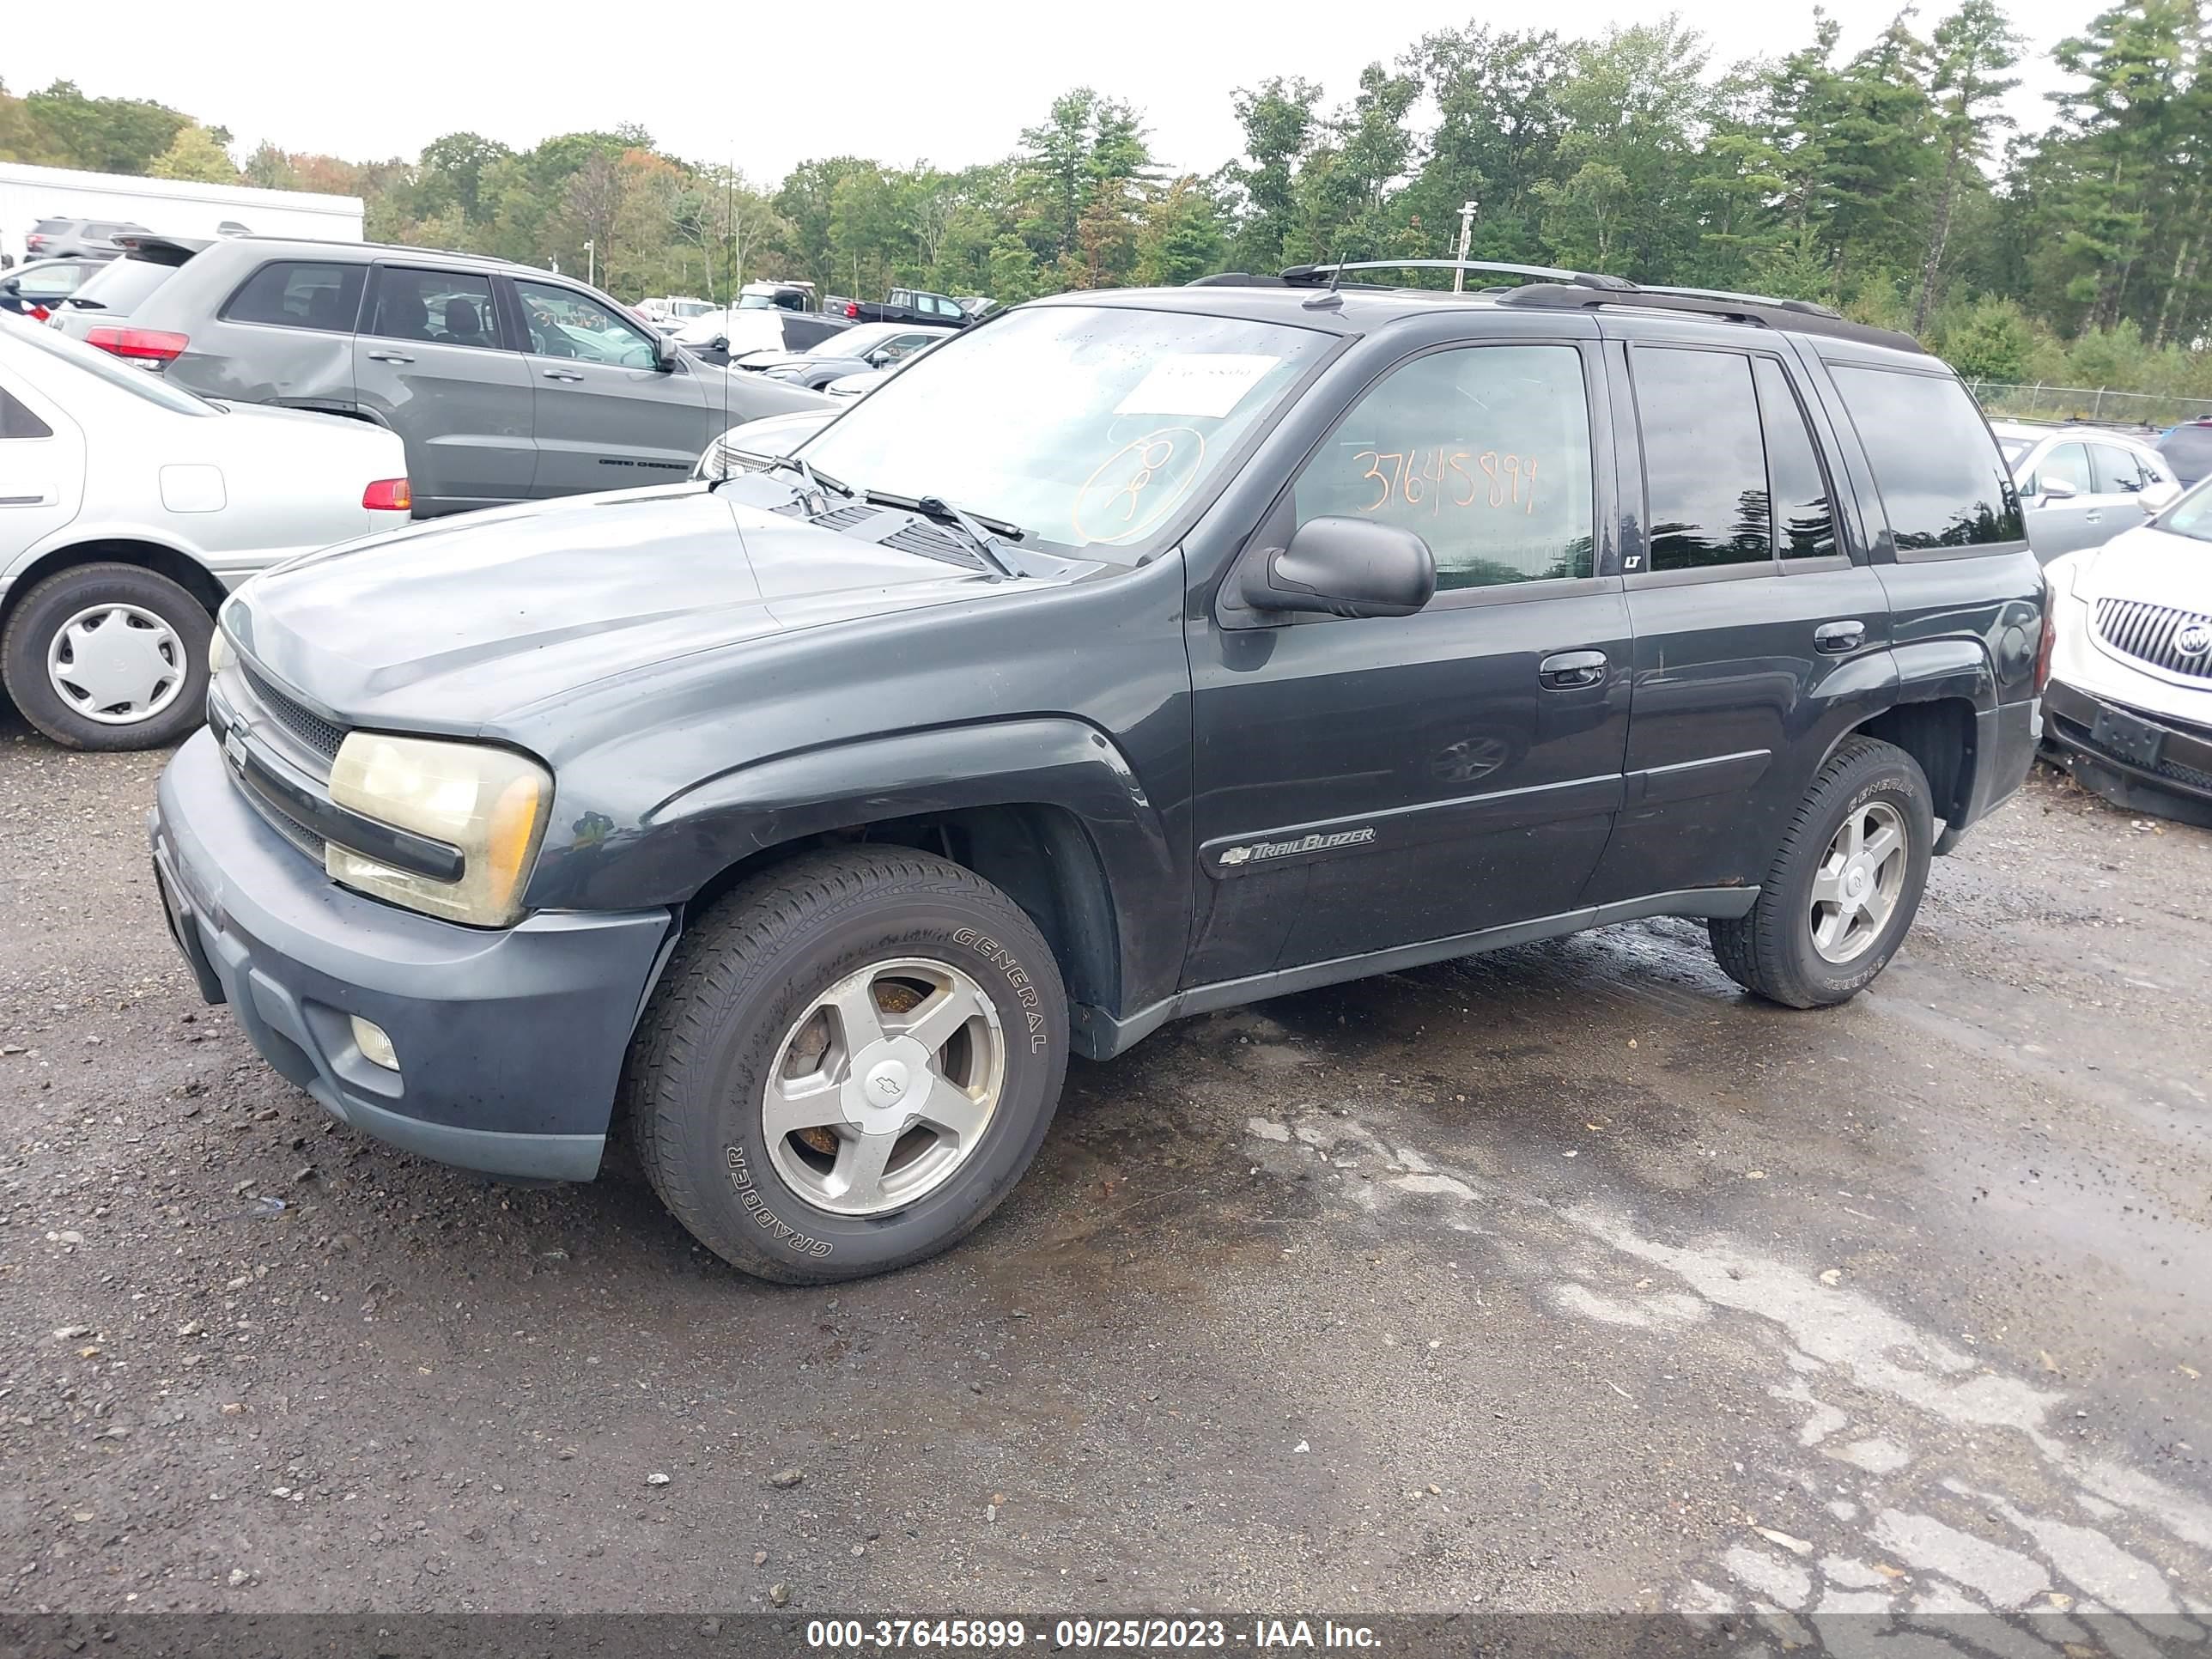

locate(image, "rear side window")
[[2091, 443, 2150, 493], [223, 261, 366, 333], [0, 384, 54, 440], [64, 256, 179, 320], [368, 268, 501, 349], [1831, 366, 2024, 550], [1293, 343, 1596, 591], [1633, 346, 1771, 571]]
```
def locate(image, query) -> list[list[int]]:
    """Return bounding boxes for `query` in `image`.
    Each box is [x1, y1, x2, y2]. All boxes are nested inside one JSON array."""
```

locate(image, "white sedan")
[[2041, 479, 2212, 828], [0, 315, 409, 750]]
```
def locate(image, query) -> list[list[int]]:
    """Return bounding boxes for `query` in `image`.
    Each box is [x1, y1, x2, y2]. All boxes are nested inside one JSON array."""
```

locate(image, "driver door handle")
[[366, 349, 414, 363], [1538, 649, 1607, 690], [543, 368, 585, 382], [1814, 619, 1866, 653]]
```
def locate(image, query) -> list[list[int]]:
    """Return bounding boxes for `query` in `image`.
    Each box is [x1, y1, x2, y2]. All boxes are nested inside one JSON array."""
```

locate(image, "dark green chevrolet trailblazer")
[[152, 263, 2046, 1282]]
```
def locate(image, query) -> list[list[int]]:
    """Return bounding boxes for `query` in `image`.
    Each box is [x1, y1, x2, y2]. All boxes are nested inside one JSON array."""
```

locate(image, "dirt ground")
[[1, 702, 2207, 1645]]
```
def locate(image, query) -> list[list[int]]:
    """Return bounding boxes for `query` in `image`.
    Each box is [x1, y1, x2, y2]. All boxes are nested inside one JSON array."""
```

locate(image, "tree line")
[[5, 0, 2211, 403]]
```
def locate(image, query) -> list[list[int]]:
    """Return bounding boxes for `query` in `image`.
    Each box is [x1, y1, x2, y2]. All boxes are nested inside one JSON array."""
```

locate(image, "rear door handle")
[[2083, 510, 2103, 525], [1538, 649, 1607, 689], [1814, 620, 1866, 653], [543, 369, 585, 382], [366, 349, 414, 363]]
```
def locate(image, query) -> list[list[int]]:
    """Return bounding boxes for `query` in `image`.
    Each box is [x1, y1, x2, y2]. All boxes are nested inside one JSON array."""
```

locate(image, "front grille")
[[242, 664, 347, 763], [2093, 597, 2212, 682], [246, 787, 327, 862]]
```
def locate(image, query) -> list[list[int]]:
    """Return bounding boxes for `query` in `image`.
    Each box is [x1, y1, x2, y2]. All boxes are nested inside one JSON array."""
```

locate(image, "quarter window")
[[222, 261, 366, 333], [1634, 347, 1771, 571], [1831, 366, 2024, 550], [369, 268, 501, 350], [1753, 357, 1837, 559], [0, 384, 53, 440], [1292, 344, 1596, 591], [514, 280, 659, 368]]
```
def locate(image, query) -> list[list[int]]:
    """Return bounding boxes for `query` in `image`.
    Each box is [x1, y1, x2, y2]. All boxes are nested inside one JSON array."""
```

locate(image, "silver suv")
[[57, 237, 830, 516]]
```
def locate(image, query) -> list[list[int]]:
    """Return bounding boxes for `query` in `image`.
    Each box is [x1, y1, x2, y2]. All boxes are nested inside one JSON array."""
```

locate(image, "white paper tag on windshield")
[[1115, 354, 1279, 419]]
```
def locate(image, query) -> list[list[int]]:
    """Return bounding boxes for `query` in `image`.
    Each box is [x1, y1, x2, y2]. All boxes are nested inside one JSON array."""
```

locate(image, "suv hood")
[[227, 487, 999, 731], [2070, 520, 2212, 611]]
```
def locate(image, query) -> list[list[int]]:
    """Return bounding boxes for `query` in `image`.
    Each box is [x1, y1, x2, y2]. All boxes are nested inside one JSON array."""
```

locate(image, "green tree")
[[21, 81, 189, 173], [1226, 76, 1322, 273], [149, 125, 238, 184], [1136, 176, 1229, 285], [1915, 0, 2022, 328]]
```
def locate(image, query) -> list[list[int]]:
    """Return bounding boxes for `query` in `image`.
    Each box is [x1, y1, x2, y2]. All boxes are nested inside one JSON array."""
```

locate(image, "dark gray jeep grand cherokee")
[[149, 262, 2047, 1284]]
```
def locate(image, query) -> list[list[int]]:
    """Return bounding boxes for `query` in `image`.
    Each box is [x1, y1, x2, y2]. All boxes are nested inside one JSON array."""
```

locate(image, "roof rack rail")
[[1632, 283, 1843, 320], [1278, 258, 1637, 292], [1496, 283, 1926, 354]]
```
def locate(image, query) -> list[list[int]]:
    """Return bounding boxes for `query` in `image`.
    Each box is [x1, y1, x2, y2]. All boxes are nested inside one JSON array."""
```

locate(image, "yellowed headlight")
[[325, 733, 550, 927], [207, 629, 234, 677]]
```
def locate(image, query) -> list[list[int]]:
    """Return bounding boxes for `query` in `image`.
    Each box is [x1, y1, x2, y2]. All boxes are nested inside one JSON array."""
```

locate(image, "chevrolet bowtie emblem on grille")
[[2177, 621, 2212, 657]]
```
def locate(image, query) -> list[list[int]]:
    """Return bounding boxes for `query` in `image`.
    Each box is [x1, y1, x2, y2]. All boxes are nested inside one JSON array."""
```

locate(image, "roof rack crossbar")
[[1278, 258, 1638, 292]]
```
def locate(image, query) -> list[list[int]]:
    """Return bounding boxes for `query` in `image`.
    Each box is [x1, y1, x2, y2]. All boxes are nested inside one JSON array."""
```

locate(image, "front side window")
[[514, 280, 658, 368], [2035, 442, 2092, 495], [369, 268, 501, 349], [1294, 343, 1595, 591], [223, 261, 367, 333], [801, 303, 1328, 560], [1634, 346, 1771, 571], [1832, 366, 2024, 550]]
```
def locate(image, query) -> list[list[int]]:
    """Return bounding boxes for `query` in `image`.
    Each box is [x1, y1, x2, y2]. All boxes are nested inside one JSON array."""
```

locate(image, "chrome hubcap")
[[763, 957, 1005, 1217], [1809, 800, 1907, 964], [46, 604, 186, 726]]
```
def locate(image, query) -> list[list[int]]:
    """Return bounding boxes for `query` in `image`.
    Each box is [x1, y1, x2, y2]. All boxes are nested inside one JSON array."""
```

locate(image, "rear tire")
[[1, 562, 211, 750], [623, 847, 1068, 1284], [1709, 736, 1934, 1008]]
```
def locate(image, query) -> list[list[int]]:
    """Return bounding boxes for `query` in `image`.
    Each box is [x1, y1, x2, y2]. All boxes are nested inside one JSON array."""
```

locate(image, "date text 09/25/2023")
[[805, 1619, 1382, 1650]]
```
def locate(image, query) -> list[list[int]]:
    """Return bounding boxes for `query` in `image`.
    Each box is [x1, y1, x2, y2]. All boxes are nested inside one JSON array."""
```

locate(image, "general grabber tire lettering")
[[622, 847, 1069, 1284], [1708, 736, 1935, 1009]]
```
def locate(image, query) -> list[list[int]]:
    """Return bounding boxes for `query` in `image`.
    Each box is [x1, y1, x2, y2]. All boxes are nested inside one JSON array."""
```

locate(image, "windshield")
[[7, 316, 218, 416], [799, 304, 1328, 559], [1998, 436, 2030, 466], [65, 256, 179, 319], [2155, 477, 2212, 544]]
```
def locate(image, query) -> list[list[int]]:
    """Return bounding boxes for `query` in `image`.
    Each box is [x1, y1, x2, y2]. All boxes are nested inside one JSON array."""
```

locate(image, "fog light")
[[349, 1015, 398, 1071]]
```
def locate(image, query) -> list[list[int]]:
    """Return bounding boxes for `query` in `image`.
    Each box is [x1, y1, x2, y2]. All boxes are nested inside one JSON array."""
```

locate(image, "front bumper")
[[150, 729, 673, 1180], [2043, 678, 2212, 829]]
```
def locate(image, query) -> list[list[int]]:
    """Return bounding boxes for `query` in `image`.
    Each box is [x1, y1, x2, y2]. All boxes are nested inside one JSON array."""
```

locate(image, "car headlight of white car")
[[325, 733, 551, 927], [207, 628, 234, 677]]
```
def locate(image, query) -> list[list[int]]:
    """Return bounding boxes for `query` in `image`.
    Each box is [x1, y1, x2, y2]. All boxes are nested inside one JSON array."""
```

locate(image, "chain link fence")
[[1964, 380, 2212, 430]]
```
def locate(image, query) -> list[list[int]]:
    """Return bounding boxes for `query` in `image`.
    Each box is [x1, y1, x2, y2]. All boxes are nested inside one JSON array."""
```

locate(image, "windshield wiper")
[[709, 448, 851, 505], [860, 489, 1026, 577]]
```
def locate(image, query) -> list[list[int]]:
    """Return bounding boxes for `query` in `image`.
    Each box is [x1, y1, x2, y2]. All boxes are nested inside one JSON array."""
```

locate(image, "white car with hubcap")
[[2041, 477, 2212, 828], [0, 315, 410, 750]]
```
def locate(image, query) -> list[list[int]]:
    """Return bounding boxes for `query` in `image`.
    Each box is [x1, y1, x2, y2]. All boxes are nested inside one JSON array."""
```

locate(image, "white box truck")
[[0, 162, 363, 266]]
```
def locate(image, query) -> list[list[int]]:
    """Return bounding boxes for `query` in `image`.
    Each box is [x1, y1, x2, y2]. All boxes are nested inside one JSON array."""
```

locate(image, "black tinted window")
[[2158, 425, 2212, 484], [1635, 347, 1771, 571], [1753, 357, 1836, 559], [0, 385, 53, 440], [1832, 367, 2024, 550], [1294, 343, 1596, 591], [223, 261, 366, 333]]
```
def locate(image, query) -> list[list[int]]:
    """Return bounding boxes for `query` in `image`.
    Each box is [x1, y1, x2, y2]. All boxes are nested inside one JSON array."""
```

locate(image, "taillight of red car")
[[85, 326, 188, 364], [845, 301, 860, 319], [362, 478, 412, 514], [26, 305, 50, 323]]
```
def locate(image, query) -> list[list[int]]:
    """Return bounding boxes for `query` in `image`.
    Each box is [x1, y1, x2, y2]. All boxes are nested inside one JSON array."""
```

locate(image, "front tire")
[[1708, 736, 1934, 1008], [623, 848, 1069, 1284], [1, 563, 211, 750]]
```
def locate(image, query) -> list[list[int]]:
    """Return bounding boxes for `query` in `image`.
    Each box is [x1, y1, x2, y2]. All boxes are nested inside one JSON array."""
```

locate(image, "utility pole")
[[1452, 200, 1478, 292], [585, 239, 596, 288]]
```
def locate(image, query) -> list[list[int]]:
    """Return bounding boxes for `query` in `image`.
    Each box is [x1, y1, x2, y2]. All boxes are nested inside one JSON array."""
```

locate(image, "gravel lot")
[[1, 701, 2207, 1639]]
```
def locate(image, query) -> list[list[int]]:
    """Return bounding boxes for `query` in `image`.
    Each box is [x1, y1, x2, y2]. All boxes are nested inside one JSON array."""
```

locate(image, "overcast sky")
[[11, 0, 2097, 183]]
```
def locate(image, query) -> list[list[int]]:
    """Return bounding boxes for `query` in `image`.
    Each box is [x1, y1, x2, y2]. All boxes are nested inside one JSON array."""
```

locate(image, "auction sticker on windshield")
[[1115, 354, 1281, 419]]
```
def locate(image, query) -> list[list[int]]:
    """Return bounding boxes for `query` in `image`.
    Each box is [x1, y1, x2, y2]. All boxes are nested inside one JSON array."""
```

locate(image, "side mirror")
[[1240, 516, 1436, 619], [652, 332, 679, 371], [2037, 476, 2076, 501]]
